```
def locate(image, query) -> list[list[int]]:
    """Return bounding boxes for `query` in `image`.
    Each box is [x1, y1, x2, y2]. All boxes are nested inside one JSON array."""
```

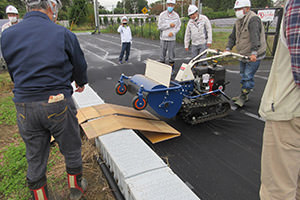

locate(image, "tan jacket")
[[235, 11, 266, 56], [259, 21, 300, 121]]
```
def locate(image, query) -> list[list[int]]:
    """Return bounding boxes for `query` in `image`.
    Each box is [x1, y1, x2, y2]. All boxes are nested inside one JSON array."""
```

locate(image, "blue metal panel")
[[147, 89, 183, 118]]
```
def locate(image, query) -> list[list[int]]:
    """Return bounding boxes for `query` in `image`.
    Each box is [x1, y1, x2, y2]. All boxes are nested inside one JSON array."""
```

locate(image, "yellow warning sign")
[[142, 7, 148, 14]]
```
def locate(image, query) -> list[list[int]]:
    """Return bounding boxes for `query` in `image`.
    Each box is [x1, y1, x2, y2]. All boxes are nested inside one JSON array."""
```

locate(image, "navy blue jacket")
[[1, 11, 88, 103]]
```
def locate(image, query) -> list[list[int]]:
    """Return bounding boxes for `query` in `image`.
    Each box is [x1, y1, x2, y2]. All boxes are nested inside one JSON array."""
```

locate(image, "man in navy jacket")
[[1, 0, 88, 199]]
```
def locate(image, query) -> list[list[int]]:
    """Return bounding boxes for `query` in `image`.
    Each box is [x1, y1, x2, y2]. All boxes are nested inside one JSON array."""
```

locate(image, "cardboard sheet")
[[81, 115, 180, 143], [77, 104, 180, 143], [77, 103, 159, 124]]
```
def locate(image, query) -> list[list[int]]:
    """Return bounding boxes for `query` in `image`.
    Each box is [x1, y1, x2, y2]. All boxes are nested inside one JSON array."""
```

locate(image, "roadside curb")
[[72, 83, 200, 200]]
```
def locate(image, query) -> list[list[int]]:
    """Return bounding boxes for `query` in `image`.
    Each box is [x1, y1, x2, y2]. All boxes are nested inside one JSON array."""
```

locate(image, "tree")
[[69, 0, 90, 25], [201, 0, 272, 11], [0, 0, 8, 19], [116, 0, 148, 14]]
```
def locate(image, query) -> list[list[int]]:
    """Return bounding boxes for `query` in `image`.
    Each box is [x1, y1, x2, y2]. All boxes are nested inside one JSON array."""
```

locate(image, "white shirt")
[[1, 21, 13, 32], [117, 25, 132, 43], [184, 15, 212, 48], [157, 10, 181, 41]]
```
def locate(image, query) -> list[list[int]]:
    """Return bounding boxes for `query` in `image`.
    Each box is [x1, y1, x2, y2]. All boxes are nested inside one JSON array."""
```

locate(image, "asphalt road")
[[77, 33, 271, 200]]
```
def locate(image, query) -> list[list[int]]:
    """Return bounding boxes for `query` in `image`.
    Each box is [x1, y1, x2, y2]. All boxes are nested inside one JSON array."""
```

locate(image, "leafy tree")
[[113, 7, 124, 14], [69, 0, 89, 25], [116, 0, 148, 14], [201, 0, 272, 11], [103, 16, 108, 25], [0, 0, 9, 19]]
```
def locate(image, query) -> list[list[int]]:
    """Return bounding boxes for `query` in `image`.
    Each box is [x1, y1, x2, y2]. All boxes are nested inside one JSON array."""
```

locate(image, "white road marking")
[[226, 69, 268, 80], [240, 110, 265, 122], [81, 45, 118, 66], [101, 34, 160, 48], [93, 37, 143, 61]]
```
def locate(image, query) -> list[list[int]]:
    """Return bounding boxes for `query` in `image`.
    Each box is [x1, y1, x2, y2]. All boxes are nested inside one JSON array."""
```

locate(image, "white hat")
[[121, 16, 128, 21], [234, 0, 251, 9], [188, 5, 198, 16], [6, 5, 18, 14], [166, 0, 176, 4]]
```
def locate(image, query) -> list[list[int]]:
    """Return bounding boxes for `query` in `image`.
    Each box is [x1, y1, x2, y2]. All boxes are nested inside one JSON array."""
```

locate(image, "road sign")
[[142, 7, 148, 14], [258, 9, 276, 22]]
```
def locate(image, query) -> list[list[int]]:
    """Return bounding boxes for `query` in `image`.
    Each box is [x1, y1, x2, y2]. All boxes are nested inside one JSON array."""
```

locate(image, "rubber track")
[[177, 95, 231, 125]]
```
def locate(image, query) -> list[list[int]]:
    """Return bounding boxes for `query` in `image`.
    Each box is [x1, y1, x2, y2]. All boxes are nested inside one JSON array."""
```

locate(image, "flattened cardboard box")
[[77, 104, 180, 143]]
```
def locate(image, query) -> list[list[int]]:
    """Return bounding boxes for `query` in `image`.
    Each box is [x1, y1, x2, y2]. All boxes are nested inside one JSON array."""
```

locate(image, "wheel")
[[132, 96, 147, 110], [115, 83, 127, 95]]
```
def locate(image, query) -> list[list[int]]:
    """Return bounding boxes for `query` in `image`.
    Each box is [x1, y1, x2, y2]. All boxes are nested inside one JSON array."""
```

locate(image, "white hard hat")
[[234, 0, 251, 9], [166, 0, 176, 4], [121, 16, 128, 21], [6, 5, 18, 14], [188, 5, 198, 16]]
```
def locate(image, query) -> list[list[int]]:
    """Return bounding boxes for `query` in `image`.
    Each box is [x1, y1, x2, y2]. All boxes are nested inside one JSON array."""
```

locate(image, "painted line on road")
[[81, 40, 110, 60], [239, 110, 265, 122], [226, 69, 268, 80], [81, 45, 118, 66], [101, 34, 161, 48], [94, 37, 142, 61]]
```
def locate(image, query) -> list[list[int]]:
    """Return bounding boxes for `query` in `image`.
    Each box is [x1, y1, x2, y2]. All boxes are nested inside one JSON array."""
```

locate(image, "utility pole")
[[123, 0, 125, 14], [198, 0, 202, 14], [92, 0, 100, 34], [181, 0, 183, 17]]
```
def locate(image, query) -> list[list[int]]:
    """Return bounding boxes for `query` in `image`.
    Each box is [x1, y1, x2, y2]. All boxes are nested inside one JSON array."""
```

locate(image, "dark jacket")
[[1, 11, 88, 103]]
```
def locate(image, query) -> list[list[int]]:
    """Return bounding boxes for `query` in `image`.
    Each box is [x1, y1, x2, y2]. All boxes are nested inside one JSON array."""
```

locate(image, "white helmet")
[[166, 0, 176, 4], [234, 0, 251, 9], [188, 5, 198, 16], [121, 16, 128, 22], [6, 5, 18, 14]]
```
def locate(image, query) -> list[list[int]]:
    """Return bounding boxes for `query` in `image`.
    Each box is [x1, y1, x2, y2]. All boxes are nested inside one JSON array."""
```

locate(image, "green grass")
[[0, 72, 66, 199], [0, 96, 16, 126], [0, 73, 16, 126], [0, 141, 30, 200]]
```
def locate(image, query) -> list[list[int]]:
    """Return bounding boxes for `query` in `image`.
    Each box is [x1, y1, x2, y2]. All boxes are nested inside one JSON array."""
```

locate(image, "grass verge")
[[0, 71, 114, 200]]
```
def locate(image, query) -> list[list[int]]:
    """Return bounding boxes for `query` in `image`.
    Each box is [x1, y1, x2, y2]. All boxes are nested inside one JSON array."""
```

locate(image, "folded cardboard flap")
[[77, 104, 180, 143], [77, 103, 159, 124]]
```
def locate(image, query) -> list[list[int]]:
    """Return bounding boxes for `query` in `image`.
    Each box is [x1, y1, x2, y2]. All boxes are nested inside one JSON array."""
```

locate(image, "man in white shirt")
[[157, 0, 181, 68], [1, 5, 19, 70], [1, 5, 19, 32], [184, 5, 212, 60], [117, 16, 132, 64]]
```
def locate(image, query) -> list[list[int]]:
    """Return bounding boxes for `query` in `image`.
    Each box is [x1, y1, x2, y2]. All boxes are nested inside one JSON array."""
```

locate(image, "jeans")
[[239, 60, 261, 90], [119, 42, 131, 62], [15, 98, 82, 185], [159, 40, 175, 64]]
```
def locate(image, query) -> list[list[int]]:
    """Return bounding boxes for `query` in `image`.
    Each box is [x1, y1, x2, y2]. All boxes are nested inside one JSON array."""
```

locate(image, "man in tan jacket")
[[226, 0, 266, 107], [259, 0, 300, 199]]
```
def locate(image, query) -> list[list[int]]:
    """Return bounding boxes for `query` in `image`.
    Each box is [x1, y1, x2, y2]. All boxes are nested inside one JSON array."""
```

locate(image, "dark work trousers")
[[15, 97, 82, 186], [119, 42, 131, 62]]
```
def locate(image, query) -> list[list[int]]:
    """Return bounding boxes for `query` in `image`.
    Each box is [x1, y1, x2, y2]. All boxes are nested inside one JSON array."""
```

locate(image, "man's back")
[[1, 11, 87, 103]]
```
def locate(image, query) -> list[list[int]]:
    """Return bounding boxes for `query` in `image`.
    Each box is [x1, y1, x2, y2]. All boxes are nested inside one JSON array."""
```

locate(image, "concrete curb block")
[[72, 83, 200, 200]]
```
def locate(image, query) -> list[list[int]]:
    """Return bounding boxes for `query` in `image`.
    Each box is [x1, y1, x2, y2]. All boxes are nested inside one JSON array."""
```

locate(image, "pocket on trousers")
[[15, 103, 26, 125], [46, 100, 68, 123]]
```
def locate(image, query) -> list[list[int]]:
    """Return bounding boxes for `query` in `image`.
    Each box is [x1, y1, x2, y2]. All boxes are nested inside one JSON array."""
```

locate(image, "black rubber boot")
[[28, 177, 49, 200], [68, 173, 88, 200]]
